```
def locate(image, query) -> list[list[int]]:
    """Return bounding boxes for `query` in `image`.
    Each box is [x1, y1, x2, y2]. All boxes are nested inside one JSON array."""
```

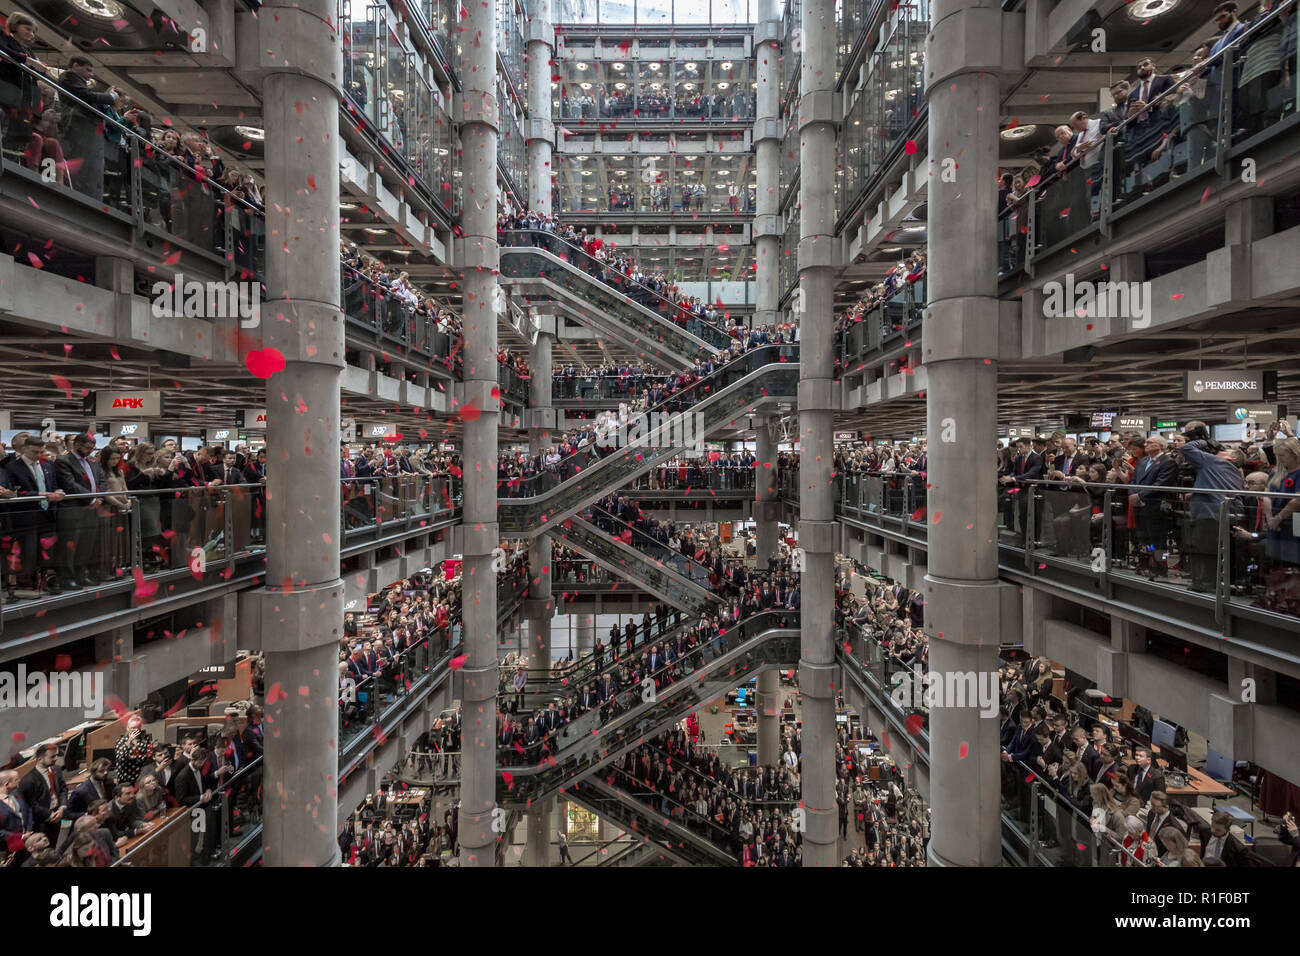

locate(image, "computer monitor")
[[1118, 722, 1152, 752], [1151, 719, 1176, 749], [1205, 746, 1235, 783], [1158, 744, 1188, 775]]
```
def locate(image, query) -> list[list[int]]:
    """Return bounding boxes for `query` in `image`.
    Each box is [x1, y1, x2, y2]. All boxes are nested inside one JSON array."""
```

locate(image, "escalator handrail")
[[500, 345, 799, 504], [562, 511, 721, 611], [499, 229, 734, 348], [581, 503, 727, 595], [499, 610, 799, 775]]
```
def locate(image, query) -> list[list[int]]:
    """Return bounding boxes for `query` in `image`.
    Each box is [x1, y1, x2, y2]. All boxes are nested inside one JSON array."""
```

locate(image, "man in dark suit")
[[19, 743, 67, 841], [999, 437, 1044, 535], [1130, 58, 1176, 120], [1130, 435, 1179, 575], [1100, 79, 1134, 134], [1129, 747, 1165, 801], [241, 705, 265, 760], [1145, 790, 1184, 856], [53, 432, 105, 589], [3, 437, 67, 595], [66, 758, 115, 821], [0, 769, 33, 855], [106, 783, 153, 839], [1201, 811, 1249, 866], [172, 748, 216, 807], [57, 56, 119, 197]]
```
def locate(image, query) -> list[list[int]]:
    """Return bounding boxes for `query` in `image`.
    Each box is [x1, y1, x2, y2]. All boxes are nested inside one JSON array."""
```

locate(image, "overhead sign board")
[[1185, 371, 1263, 402], [1227, 403, 1277, 424], [94, 390, 162, 418], [1006, 427, 1035, 439], [1089, 412, 1117, 428], [1154, 419, 1179, 430], [833, 431, 858, 441], [207, 428, 236, 444], [241, 408, 268, 429], [1113, 415, 1150, 432], [109, 422, 144, 439], [363, 423, 398, 440]]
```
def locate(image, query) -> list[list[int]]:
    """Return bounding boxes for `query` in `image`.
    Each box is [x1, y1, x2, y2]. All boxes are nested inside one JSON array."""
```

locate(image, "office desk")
[[1166, 767, 1235, 805]]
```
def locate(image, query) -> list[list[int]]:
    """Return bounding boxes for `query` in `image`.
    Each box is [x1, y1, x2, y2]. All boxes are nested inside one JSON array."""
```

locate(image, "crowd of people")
[[999, 2, 1294, 258], [339, 789, 458, 866], [1, 713, 262, 868], [339, 569, 465, 736], [1, 14, 262, 257], [998, 421, 1299, 611], [561, 89, 754, 123], [993, 650, 1286, 866], [498, 208, 732, 335], [614, 728, 805, 866], [0, 433, 266, 600]]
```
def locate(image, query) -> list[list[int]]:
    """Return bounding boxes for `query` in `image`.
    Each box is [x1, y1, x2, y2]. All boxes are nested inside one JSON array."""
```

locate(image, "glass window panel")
[[637, 0, 673, 23], [713, 0, 749, 24], [556, 0, 599, 22], [638, 52, 670, 116], [676, 0, 709, 23]]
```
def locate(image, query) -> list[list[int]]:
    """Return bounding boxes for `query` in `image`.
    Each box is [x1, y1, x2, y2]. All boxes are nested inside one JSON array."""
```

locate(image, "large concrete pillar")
[[754, 417, 781, 767], [796, 0, 838, 867], [456, 0, 500, 867], [923, 0, 1006, 867], [524, 798, 553, 866], [255, 0, 344, 868], [753, 0, 783, 326], [525, 7, 555, 216], [575, 614, 596, 658]]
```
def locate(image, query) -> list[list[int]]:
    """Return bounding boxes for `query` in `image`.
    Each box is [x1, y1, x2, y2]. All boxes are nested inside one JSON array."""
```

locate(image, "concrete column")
[[753, 0, 783, 327], [526, 326, 555, 671], [525, 799, 553, 866], [525, 10, 555, 216], [921, 0, 1007, 867], [254, 0, 345, 868], [456, 0, 500, 867], [575, 615, 596, 657], [754, 417, 781, 767], [796, 0, 838, 868]]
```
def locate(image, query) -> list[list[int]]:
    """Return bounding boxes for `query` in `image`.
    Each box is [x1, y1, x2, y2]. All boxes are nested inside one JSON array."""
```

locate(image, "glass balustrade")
[[497, 610, 798, 804], [1, 478, 461, 617], [115, 757, 264, 867], [560, 513, 720, 616], [499, 230, 735, 356], [497, 346, 797, 532]]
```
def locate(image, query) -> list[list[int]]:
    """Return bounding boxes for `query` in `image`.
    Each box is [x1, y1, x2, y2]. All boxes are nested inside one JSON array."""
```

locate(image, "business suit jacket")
[[172, 762, 214, 807], [19, 765, 67, 830], [0, 793, 32, 849], [1201, 831, 1248, 866], [3, 457, 60, 527], [1009, 452, 1044, 484], [1132, 454, 1177, 501], [67, 776, 113, 820], [54, 452, 104, 502], [107, 798, 148, 838], [1129, 764, 1165, 801]]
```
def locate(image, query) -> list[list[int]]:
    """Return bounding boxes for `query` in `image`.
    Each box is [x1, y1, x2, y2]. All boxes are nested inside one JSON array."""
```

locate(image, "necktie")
[[47, 769, 58, 806], [80, 455, 97, 493], [32, 460, 48, 509]]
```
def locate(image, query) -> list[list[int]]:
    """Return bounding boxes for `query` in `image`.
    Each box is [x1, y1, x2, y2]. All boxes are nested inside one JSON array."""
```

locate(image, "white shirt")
[[1075, 118, 1104, 169]]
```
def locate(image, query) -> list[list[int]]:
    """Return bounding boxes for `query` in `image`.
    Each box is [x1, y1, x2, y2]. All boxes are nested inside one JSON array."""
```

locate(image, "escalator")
[[557, 511, 721, 620], [524, 609, 697, 702], [499, 230, 733, 371], [564, 774, 737, 866], [497, 345, 798, 537], [496, 610, 799, 808]]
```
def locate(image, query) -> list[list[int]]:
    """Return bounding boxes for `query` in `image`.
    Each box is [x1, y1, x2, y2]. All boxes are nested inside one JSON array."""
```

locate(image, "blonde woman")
[[1262, 436, 1300, 565]]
